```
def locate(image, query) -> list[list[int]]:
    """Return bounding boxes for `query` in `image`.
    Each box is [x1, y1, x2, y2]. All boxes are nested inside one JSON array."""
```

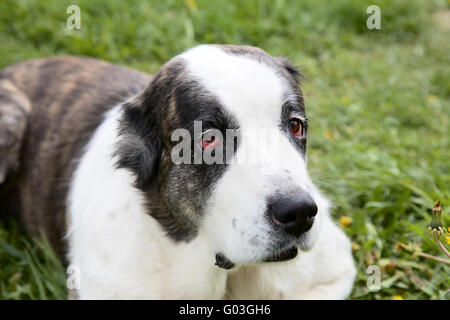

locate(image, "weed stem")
[[418, 252, 450, 264], [435, 238, 450, 259]]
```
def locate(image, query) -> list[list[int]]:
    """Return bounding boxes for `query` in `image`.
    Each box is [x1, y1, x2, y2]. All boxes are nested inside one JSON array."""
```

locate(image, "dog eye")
[[289, 118, 304, 137], [201, 131, 221, 150]]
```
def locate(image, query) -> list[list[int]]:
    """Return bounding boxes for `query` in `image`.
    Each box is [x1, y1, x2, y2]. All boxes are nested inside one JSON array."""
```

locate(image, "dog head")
[[116, 45, 327, 267]]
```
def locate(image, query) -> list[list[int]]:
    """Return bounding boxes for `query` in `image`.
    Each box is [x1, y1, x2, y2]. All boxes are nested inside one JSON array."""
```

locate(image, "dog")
[[0, 44, 355, 299]]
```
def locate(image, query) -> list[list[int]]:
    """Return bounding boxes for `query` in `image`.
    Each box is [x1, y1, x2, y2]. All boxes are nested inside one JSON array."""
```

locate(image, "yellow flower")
[[427, 94, 437, 102], [351, 243, 360, 251], [323, 129, 334, 141], [446, 236, 450, 245], [340, 95, 351, 105], [186, 0, 198, 9], [393, 296, 404, 300], [340, 216, 353, 228]]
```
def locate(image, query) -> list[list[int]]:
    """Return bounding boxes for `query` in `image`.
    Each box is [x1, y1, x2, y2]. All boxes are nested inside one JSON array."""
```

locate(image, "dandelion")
[[426, 94, 437, 102], [340, 216, 353, 228], [340, 95, 351, 105], [401, 201, 450, 265], [351, 243, 360, 251], [186, 0, 198, 9], [323, 129, 334, 141], [381, 260, 397, 274], [428, 200, 445, 237], [426, 200, 450, 260], [393, 296, 404, 300]]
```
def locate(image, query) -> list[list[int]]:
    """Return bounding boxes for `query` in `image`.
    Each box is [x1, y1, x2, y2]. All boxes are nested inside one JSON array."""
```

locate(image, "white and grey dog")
[[0, 44, 355, 299]]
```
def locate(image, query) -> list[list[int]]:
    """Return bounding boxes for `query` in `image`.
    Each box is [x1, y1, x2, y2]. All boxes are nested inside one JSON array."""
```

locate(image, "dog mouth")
[[214, 246, 298, 270]]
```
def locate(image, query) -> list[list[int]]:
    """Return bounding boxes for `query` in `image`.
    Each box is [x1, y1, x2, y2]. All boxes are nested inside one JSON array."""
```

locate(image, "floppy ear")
[[275, 57, 302, 84], [115, 94, 162, 191]]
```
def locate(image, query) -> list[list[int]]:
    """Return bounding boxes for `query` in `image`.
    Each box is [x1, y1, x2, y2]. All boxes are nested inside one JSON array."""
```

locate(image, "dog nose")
[[269, 194, 318, 237]]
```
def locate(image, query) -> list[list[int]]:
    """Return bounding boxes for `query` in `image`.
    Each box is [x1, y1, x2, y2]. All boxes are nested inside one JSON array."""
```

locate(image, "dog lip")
[[263, 246, 298, 263], [214, 246, 299, 268]]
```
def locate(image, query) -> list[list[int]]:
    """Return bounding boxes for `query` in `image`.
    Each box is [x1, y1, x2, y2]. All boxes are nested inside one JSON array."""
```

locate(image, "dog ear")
[[275, 57, 302, 84], [115, 94, 162, 191]]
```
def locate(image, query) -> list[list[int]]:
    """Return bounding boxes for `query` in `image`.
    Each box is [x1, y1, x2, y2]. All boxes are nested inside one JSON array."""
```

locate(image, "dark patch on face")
[[116, 59, 239, 242]]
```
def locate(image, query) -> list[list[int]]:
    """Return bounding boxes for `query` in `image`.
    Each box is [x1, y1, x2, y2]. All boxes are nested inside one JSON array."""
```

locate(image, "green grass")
[[0, 0, 449, 300]]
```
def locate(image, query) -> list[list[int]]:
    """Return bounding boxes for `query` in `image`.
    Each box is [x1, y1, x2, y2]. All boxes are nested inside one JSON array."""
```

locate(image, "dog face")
[[117, 45, 322, 266]]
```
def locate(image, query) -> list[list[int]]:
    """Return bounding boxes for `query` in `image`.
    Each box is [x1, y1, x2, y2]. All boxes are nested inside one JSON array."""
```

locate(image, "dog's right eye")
[[289, 118, 304, 137]]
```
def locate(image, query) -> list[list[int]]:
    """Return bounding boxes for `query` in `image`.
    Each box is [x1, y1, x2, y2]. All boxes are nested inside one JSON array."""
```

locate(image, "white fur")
[[67, 46, 356, 299]]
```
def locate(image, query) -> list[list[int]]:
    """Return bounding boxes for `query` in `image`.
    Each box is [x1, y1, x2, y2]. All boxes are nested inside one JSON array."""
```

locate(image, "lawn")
[[0, 0, 449, 300]]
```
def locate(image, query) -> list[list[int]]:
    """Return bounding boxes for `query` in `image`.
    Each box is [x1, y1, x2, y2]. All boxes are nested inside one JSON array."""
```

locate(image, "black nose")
[[268, 193, 318, 238]]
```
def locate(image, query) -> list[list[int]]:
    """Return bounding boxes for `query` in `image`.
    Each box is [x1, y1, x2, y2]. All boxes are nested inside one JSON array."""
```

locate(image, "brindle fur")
[[0, 57, 150, 254]]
